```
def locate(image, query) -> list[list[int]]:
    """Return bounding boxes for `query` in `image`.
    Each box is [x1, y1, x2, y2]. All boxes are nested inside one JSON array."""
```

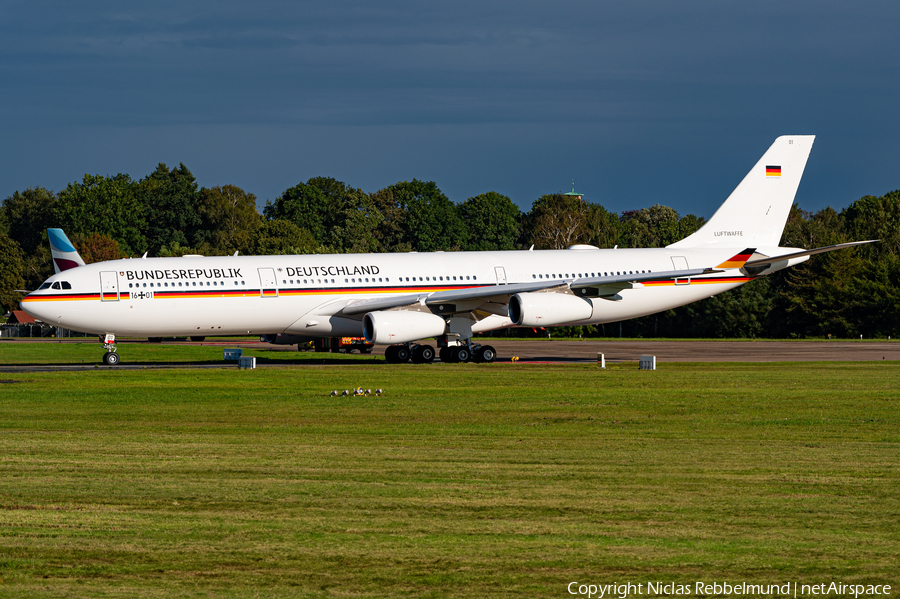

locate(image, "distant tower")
[[563, 181, 583, 201]]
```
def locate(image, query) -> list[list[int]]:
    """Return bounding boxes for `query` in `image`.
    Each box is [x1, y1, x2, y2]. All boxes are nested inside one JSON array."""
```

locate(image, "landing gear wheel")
[[475, 345, 496, 363], [450, 346, 471, 363], [418, 345, 435, 363], [385, 345, 410, 364], [190, 336, 206, 342], [103, 351, 120, 366], [385, 346, 398, 362], [439, 347, 451, 363], [412, 344, 435, 364]]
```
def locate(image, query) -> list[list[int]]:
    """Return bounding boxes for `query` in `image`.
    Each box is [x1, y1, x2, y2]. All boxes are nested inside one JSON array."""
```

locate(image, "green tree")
[[264, 180, 333, 243], [584, 204, 622, 249], [247, 220, 319, 255], [373, 180, 465, 252], [1, 187, 57, 254], [458, 191, 521, 251], [138, 163, 202, 255], [195, 185, 262, 255], [525, 194, 594, 249], [54, 174, 146, 255], [842, 190, 900, 258], [71, 232, 129, 264], [370, 186, 411, 252], [265, 177, 382, 254], [0, 232, 26, 312], [618, 204, 682, 248]]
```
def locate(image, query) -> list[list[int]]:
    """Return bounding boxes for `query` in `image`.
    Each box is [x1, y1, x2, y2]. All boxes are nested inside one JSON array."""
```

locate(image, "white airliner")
[[21, 135, 873, 365]]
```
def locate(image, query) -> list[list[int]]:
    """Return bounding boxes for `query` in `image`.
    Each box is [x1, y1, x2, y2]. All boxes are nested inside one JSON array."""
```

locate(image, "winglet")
[[48, 228, 86, 273], [716, 248, 756, 269]]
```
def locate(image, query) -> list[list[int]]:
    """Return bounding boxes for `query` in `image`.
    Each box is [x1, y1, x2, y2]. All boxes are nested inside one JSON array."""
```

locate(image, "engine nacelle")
[[362, 310, 447, 345], [508, 292, 593, 327]]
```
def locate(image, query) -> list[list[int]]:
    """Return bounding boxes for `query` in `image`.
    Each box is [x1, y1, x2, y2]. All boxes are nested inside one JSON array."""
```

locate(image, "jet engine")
[[508, 292, 593, 327], [362, 310, 447, 345]]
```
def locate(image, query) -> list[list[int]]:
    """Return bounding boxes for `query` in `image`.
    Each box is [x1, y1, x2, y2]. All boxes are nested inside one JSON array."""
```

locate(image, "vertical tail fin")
[[48, 228, 86, 273], [668, 135, 815, 249]]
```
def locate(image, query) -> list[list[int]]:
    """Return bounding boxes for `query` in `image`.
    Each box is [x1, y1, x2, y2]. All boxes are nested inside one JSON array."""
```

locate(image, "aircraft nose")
[[20, 296, 55, 323]]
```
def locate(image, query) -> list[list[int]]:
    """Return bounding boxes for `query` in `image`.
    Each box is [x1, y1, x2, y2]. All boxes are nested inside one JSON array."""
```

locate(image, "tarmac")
[[470, 339, 900, 363], [1, 337, 897, 371]]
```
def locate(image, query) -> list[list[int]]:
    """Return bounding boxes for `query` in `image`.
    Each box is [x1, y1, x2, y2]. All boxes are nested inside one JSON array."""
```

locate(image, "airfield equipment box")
[[224, 348, 243, 361], [639, 355, 656, 370]]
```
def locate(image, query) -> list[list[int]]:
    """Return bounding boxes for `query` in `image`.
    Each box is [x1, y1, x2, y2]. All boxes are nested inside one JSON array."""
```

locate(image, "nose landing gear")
[[100, 334, 120, 366]]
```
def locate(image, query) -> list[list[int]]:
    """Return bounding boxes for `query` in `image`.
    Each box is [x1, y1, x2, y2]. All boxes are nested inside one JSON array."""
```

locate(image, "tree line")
[[1, 162, 897, 338]]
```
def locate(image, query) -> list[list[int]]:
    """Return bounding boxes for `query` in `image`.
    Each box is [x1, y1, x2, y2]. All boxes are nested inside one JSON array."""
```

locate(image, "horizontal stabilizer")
[[744, 240, 878, 268]]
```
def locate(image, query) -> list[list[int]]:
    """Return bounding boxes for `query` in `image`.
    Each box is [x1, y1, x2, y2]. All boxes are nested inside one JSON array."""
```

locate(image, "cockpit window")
[[61, 281, 72, 290], [39, 283, 51, 290], [52, 282, 61, 290]]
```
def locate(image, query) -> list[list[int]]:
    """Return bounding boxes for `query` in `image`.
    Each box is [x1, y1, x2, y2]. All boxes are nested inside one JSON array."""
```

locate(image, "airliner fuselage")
[[22, 246, 752, 338]]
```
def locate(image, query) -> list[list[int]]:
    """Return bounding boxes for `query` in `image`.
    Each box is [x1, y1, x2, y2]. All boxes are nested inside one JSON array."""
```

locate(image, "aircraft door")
[[100, 271, 119, 301], [671, 256, 690, 285], [258, 268, 278, 298], [494, 266, 508, 285]]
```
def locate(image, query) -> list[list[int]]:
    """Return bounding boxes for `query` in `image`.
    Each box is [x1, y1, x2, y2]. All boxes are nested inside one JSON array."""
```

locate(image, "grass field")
[[0, 355, 897, 597]]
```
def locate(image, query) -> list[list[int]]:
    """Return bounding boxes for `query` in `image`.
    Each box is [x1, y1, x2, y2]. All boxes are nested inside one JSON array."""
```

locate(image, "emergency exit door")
[[670, 256, 691, 285], [258, 268, 278, 298], [100, 271, 119, 301]]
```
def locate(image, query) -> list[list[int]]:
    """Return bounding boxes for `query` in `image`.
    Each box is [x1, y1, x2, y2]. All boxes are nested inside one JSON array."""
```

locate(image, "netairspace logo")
[[566, 581, 892, 598]]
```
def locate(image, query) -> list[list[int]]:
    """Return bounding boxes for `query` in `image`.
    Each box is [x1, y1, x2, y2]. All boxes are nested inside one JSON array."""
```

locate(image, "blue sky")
[[2, 0, 898, 219]]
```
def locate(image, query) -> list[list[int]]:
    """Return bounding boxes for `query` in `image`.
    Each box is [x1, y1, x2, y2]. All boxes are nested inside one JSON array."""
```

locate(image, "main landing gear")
[[100, 334, 120, 366], [384, 341, 496, 364], [385, 343, 434, 364]]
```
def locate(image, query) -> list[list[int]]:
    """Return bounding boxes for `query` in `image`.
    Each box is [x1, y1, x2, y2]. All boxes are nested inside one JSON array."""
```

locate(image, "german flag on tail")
[[716, 248, 756, 269], [766, 165, 782, 177]]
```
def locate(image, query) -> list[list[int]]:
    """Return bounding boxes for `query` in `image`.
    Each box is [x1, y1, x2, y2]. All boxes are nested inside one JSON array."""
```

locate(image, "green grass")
[[0, 361, 897, 597]]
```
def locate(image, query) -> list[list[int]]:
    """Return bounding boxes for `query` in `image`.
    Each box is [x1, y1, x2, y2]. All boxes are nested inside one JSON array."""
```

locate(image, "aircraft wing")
[[340, 268, 715, 316], [569, 268, 713, 296], [340, 280, 568, 316], [339, 292, 431, 316]]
